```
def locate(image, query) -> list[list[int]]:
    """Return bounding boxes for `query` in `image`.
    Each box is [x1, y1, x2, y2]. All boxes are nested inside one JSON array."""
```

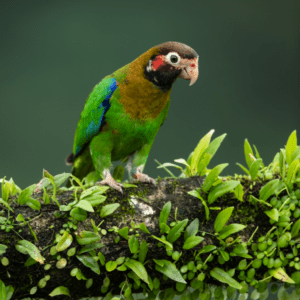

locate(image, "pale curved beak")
[[179, 57, 199, 86]]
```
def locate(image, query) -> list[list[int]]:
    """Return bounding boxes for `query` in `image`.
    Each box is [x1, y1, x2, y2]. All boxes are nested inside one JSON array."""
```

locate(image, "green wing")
[[73, 77, 118, 155]]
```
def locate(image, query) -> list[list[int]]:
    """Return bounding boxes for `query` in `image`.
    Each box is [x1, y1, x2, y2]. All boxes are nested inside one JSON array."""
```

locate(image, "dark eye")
[[170, 55, 178, 63], [166, 52, 180, 65]]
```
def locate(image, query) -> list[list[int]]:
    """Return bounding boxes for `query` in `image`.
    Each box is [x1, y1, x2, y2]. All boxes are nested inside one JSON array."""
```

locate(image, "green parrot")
[[66, 41, 199, 193]]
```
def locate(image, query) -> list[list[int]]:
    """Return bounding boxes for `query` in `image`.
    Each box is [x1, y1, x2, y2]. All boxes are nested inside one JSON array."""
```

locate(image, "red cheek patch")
[[152, 56, 164, 70]]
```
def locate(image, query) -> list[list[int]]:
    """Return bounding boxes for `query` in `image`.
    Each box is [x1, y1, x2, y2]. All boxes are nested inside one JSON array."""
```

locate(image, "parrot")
[[65, 41, 199, 193]]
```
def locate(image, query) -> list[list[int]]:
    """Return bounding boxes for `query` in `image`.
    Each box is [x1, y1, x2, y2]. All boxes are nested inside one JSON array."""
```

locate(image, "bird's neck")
[[115, 49, 172, 120]]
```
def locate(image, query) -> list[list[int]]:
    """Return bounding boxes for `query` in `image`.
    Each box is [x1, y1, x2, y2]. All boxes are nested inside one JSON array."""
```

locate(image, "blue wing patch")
[[73, 77, 118, 156]]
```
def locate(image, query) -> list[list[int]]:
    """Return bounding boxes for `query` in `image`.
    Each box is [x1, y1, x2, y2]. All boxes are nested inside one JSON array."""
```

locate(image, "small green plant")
[[156, 129, 226, 178], [1, 130, 300, 299]]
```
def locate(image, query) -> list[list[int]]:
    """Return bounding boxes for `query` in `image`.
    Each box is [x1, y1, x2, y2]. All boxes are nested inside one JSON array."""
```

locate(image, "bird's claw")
[[96, 177, 124, 194], [133, 172, 157, 186]]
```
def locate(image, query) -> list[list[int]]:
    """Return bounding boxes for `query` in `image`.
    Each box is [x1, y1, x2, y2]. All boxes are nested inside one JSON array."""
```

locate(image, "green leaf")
[[78, 243, 104, 254], [0, 244, 8, 256], [233, 245, 251, 257], [286, 130, 297, 166], [184, 218, 199, 240], [100, 203, 120, 218], [249, 158, 262, 180], [24, 197, 41, 211], [118, 227, 128, 239], [125, 259, 149, 284], [197, 245, 217, 255], [188, 190, 210, 221], [0, 217, 7, 224], [70, 207, 87, 221], [116, 257, 125, 265], [139, 223, 150, 234], [292, 147, 300, 162], [202, 163, 228, 192], [157, 162, 183, 172], [76, 231, 100, 245], [190, 129, 215, 175], [167, 219, 188, 243], [0, 198, 13, 212], [139, 240, 148, 264], [49, 286, 71, 297], [286, 159, 300, 185], [210, 267, 242, 289], [154, 259, 186, 283], [151, 235, 173, 250], [279, 150, 286, 179], [269, 268, 295, 284], [17, 184, 36, 205], [0, 279, 6, 300], [77, 254, 100, 274], [208, 181, 240, 204], [1, 182, 10, 202], [234, 184, 244, 201], [253, 145, 264, 167], [214, 207, 234, 233], [218, 224, 247, 239], [244, 139, 254, 169], [16, 214, 26, 223], [60, 205, 72, 212], [259, 179, 280, 201], [197, 153, 212, 175], [174, 158, 190, 167], [24, 257, 37, 267], [182, 152, 194, 177], [39, 173, 72, 191], [15, 240, 45, 264], [53, 173, 72, 188], [75, 200, 94, 212], [219, 250, 230, 261], [106, 261, 117, 272], [202, 133, 226, 160], [291, 219, 300, 238], [43, 187, 50, 204], [159, 201, 171, 229], [155, 160, 177, 178], [98, 252, 105, 266], [85, 171, 100, 186], [236, 163, 250, 175], [182, 236, 204, 250], [199, 288, 212, 300], [5, 285, 14, 300], [81, 194, 106, 207], [56, 231, 73, 252], [159, 223, 170, 234], [128, 235, 139, 254], [265, 208, 279, 222], [80, 186, 105, 198]]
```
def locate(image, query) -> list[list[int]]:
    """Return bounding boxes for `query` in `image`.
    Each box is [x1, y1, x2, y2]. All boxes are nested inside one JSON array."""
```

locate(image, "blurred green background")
[[1, 0, 299, 189]]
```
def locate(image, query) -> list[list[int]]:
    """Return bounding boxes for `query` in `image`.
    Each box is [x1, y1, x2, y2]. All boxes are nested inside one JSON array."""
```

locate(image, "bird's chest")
[[104, 98, 168, 160], [117, 78, 171, 120], [107, 111, 159, 145]]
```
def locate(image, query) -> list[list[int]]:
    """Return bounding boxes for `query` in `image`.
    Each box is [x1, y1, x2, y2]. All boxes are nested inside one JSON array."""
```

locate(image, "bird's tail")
[[65, 153, 75, 166], [65, 147, 95, 187]]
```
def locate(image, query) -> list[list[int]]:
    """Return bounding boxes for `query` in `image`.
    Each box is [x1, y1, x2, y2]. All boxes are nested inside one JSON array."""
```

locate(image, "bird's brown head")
[[144, 41, 199, 91]]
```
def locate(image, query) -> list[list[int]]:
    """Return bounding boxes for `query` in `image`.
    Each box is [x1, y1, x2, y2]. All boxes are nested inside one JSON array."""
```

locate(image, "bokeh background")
[[1, 0, 299, 190]]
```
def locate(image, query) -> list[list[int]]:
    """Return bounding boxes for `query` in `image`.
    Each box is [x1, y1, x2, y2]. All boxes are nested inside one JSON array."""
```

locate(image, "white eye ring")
[[165, 52, 180, 65]]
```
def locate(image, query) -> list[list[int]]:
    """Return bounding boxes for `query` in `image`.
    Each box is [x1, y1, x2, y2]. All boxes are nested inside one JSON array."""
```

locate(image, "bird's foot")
[[133, 171, 157, 186], [96, 173, 124, 194]]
